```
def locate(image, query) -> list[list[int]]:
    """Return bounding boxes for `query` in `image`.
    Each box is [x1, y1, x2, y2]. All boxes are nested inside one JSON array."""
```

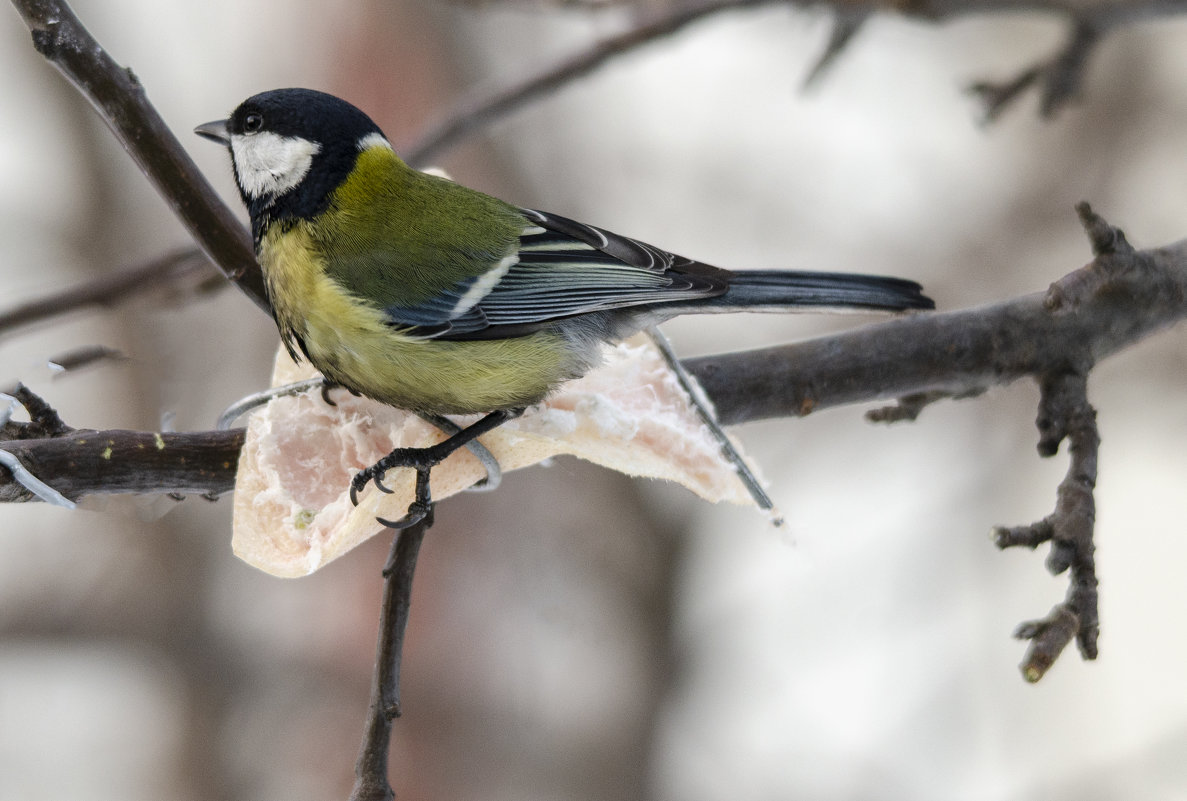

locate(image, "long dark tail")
[[696, 270, 934, 313]]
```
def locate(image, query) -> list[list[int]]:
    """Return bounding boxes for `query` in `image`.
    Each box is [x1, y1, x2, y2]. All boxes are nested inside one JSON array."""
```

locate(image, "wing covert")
[[380, 208, 729, 339]]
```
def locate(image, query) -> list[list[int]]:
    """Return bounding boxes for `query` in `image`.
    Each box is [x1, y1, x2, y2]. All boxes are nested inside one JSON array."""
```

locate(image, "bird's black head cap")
[[224, 89, 388, 236]]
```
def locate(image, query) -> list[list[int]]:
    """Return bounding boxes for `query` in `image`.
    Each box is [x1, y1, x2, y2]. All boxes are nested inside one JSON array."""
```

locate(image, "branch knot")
[[29, 26, 58, 58], [1076, 201, 1133, 257]]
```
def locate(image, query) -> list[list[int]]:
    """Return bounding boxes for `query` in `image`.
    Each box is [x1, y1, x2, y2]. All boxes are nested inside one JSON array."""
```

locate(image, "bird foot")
[[347, 408, 520, 528], [349, 443, 449, 506], [352, 452, 438, 530]]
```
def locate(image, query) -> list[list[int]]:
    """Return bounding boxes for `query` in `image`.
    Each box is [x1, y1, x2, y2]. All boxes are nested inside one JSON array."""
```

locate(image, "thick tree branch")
[[688, 208, 1187, 425], [0, 426, 243, 503], [11, 0, 267, 310], [3, 204, 1184, 505]]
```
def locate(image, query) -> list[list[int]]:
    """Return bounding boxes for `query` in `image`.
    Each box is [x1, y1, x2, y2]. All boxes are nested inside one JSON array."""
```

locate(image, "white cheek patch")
[[231, 132, 322, 200]]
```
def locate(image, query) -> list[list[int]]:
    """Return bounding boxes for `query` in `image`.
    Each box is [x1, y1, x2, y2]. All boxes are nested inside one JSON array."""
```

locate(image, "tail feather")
[[698, 270, 934, 313]]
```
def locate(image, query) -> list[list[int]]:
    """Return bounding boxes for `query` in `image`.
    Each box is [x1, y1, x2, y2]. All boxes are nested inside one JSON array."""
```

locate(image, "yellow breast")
[[257, 223, 580, 414]]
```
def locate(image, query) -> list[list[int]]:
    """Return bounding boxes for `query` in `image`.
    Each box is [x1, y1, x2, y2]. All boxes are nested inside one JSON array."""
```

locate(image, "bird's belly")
[[260, 225, 586, 414], [306, 317, 577, 415]]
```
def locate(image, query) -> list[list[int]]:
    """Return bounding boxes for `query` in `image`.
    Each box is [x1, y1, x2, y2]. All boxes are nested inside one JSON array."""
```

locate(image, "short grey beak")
[[194, 119, 231, 145]]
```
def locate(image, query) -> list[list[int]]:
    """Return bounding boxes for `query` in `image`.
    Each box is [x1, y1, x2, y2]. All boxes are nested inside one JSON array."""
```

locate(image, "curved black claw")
[[349, 458, 402, 506], [376, 468, 435, 529], [320, 380, 363, 407], [376, 502, 433, 530], [320, 380, 339, 407], [349, 472, 372, 507]]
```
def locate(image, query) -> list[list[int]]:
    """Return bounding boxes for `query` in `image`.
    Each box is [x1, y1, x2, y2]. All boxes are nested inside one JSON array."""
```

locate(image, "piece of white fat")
[[232, 337, 766, 577]]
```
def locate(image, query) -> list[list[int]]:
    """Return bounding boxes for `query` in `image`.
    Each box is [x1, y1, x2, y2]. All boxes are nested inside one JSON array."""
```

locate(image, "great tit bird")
[[196, 88, 933, 525]]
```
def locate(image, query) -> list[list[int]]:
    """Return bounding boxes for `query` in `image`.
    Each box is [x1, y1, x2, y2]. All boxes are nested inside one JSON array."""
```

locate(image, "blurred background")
[[3, 0, 1187, 799]]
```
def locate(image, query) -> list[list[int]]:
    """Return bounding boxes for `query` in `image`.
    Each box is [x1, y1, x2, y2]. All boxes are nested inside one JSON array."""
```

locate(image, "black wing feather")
[[384, 208, 728, 340]]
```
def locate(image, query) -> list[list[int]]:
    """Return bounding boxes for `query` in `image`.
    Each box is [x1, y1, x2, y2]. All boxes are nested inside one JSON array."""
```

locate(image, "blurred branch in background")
[[0, 249, 221, 339], [15, 0, 1187, 210], [967, 16, 1100, 121], [407, 0, 1187, 164]]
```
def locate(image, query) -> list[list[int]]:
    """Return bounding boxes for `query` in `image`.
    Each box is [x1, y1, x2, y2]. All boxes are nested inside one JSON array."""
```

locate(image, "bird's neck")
[[247, 142, 411, 245]]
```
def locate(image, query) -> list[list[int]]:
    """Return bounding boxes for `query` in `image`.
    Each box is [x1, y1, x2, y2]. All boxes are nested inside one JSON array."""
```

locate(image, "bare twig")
[[802, 10, 868, 90], [969, 17, 1101, 122], [404, 0, 770, 166], [45, 345, 127, 375], [3, 383, 71, 438], [984, 202, 1134, 680], [994, 371, 1099, 681], [350, 518, 430, 801], [865, 389, 981, 423]]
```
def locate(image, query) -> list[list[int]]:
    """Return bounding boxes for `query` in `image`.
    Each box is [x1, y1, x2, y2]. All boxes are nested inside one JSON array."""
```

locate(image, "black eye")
[[243, 112, 263, 133]]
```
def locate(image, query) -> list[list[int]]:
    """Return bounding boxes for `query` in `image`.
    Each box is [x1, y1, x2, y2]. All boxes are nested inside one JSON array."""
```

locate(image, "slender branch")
[[979, 200, 1125, 680], [4, 383, 70, 438], [10, 0, 267, 310], [404, 0, 770, 166], [350, 519, 430, 801], [995, 371, 1099, 681]]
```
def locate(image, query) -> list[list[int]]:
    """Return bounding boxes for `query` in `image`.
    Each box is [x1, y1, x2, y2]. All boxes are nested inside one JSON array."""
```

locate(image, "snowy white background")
[[2, 1, 1187, 799]]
